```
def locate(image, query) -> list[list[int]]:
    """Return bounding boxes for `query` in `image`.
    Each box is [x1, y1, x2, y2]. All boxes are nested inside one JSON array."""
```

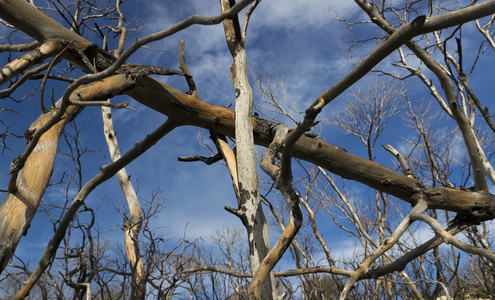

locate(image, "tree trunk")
[[1, 0, 495, 280], [0, 74, 137, 274], [220, 0, 276, 297], [0, 105, 79, 272], [102, 107, 146, 299]]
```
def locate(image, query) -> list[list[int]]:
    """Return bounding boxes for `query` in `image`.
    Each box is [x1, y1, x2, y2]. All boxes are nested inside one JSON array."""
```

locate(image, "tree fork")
[[1, 0, 494, 218], [1, 0, 495, 279]]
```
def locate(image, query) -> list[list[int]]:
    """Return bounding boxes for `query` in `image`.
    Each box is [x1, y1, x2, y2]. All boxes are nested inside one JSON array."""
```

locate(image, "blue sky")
[[115, 0, 365, 246], [1, 0, 495, 281], [0, 0, 365, 265]]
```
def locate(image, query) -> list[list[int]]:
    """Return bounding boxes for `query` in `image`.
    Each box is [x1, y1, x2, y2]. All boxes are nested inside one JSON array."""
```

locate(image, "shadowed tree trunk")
[[219, 0, 276, 298], [0, 74, 137, 273]]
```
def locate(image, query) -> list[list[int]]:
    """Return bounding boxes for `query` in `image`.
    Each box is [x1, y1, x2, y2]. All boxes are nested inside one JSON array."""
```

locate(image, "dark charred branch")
[[178, 153, 223, 165]]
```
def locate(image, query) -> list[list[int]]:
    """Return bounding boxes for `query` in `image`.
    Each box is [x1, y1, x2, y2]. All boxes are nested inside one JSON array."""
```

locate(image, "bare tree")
[[1, 0, 495, 299]]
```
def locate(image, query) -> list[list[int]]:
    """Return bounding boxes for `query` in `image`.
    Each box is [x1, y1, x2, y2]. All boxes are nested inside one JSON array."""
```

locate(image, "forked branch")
[[250, 125, 303, 299], [340, 197, 428, 299]]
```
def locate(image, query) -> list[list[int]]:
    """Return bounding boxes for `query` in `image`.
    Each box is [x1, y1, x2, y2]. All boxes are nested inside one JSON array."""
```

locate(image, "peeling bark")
[[1, 1, 494, 219], [16, 119, 177, 298], [0, 74, 137, 274], [1, 0, 495, 288], [220, 0, 275, 298], [0, 105, 78, 273], [0, 40, 64, 85]]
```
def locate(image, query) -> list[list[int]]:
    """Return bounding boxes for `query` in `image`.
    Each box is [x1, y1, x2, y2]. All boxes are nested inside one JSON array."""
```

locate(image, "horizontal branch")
[[0, 40, 64, 86], [2, 0, 495, 222], [178, 266, 252, 278], [177, 265, 353, 278], [69, 100, 131, 109], [0, 41, 39, 52], [178, 153, 223, 165]]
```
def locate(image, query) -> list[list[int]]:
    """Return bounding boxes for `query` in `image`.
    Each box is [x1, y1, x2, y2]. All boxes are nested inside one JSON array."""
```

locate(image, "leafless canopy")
[[0, 0, 494, 299]]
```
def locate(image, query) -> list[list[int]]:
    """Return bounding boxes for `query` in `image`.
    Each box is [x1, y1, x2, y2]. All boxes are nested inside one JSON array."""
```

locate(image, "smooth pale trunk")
[[102, 107, 146, 299]]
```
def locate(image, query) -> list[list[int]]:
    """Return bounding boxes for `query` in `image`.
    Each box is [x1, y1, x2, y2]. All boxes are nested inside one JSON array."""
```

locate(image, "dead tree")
[[1, 0, 495, 298]]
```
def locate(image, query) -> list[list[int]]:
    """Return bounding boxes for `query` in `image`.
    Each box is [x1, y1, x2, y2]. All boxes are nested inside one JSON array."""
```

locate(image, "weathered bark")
[[0, 106, 78, 273], [220, 0, 275, 297], [0, 40, 63, 85], [274, 2, 495, 196], [250, 127, 303, 299], [16, 118, 177, 298], [110, 75, 495, 219], [100, 21, 146, 297], [0, 74, 136, 273], [355, 0, 490, 193], [1, 0, 494, 213], [102, 107, 146, 300], [1, 0, 495, 283]]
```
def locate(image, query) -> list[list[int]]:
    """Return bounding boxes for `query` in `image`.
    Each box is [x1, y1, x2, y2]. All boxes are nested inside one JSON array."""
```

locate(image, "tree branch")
[[16, 118, 178, 298]]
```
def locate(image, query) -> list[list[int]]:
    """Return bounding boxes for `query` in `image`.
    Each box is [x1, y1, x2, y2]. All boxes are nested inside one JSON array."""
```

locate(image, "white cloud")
[[6, 1, 495, 284], [111, 125, 241, 240], [251, 0, 355, 30], [136, 0, 358, 111]]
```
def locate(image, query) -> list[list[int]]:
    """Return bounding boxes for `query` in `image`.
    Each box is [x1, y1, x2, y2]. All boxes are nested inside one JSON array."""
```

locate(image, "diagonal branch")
[[287, 1, 495, 189], [16, 118, 178, 298], [318, 166, 423, 298], [412, 214, 495, 263], [3, 0, 494, 219], [7, 74, 138, 193], [340, 197, 428, 299], [355, 0, 491, 192], [0, 73, 138, 275], [362, 221, 471, 280], [250, 124, 303, 299]]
